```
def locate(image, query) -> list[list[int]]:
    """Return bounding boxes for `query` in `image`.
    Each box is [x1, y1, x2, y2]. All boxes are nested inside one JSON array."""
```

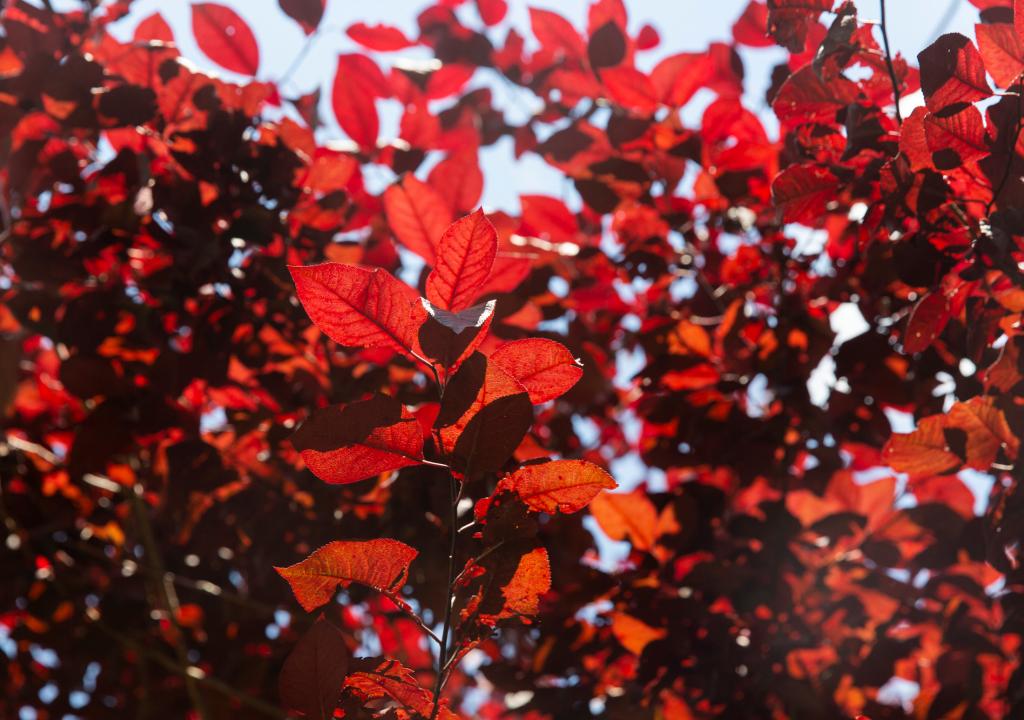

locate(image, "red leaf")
[[332, 54, 388, 149], [289, 263, 426, 359], [476, 0, 508, 26], [437, 354, 533, 474], [590, 489, 659, 551], [426, 64, 476, 100], [636, 24, 660, 50], [276, 539, 417, 612], [765, 0, 832, 53], [921, 104, 987, 168], [279, 616, 349, 719], [771, 165, 840, 224], [427, 148, 483, 214], [529, 7, 585, 60], [600, 67, 660, 114], [134, 12, 174, 44], [426, 209, 498, 312], [903, 291, 951, 353], [290, 395, 424, 485], [976, 22, 1024, 87], [520, 194, 578, 243], [191, 3, 260, 76], [498, 459, 616, 514], [346, 660, 460, 720], [918, 33, 991, 111], [279, 0, 325, 35], [882, 415, 961, 479], [650, 52, 714, 107], [772, 64, 859, 126], [1016, 0, 1024, 43], [498, 546, 550, 617], [346, 22, 414, 52], [383, 175, 451, 265], [733, 1, 773, 48], [489, 338, 583, 404]]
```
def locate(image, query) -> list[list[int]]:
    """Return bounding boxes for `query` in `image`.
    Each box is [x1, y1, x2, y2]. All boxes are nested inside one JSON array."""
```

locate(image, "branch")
[[92, 620, 289, 719], [129, 486, 211, 720], [878, 0, 903, 125]]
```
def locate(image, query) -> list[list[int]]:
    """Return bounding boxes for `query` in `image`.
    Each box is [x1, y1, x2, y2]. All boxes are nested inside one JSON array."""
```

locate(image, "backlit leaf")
[[498, 459, 616, 514], [590, 489, 658, 551], [489, 338, 583, 404], [276, 539, 417, 612], [332, 54, 386, 149], [346, 23, 414, 52], [426, 209, 498, 312], [290, 395, 423, 485], [191, 3, 259, 76], [383, 174, 451, 265], [918, 33, 991, 111], [289, 263, 427, 359]]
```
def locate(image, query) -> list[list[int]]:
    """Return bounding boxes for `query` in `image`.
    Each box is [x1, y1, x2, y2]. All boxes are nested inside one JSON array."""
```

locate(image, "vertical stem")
[[130, 487, 210, 720], [430, 471, 460, 719], [879, 0, 903, 125]]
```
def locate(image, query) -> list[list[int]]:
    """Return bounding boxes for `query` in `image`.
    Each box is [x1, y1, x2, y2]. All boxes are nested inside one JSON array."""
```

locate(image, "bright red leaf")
[[289, 263, 426, 359], [426, 209, 498, 312], [346, 22, 415, 52], [489, 338, 583, 404], [191, 3, 260, 75]]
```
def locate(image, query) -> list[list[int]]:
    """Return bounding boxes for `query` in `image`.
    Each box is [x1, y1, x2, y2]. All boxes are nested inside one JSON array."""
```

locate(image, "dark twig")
[[879, 0, 903, 125], [430, 470, 460, 719]]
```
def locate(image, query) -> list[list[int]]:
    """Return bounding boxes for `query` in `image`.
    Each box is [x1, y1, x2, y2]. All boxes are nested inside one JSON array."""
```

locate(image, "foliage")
[[1, 0, 1024, 718]]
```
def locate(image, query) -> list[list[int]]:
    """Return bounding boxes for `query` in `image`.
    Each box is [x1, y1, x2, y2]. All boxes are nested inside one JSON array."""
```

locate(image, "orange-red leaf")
[[489, 338, 583, 404], [437, 354, 533, 474], [345, 660, 460, 720], [191, 3, 259, 76], [276, 539, 417, 612], [610, 612, 667, 655], [590, 489, 659, 551], [290, 395, 423, 485], [289, 263, 426, 359], [383, 175, 451, 265], [426, 209, 498, 312], [500, 546, 551, 617], [498, 460, 616, 514], [883, 415, 961, 479]]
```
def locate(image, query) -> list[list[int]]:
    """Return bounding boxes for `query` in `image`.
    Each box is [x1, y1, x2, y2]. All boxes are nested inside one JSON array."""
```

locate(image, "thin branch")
[[429, 470, 460, 720], [92, 620, 288, 719], [878, 0, 903, 125], [129, 486, 211, 720]]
